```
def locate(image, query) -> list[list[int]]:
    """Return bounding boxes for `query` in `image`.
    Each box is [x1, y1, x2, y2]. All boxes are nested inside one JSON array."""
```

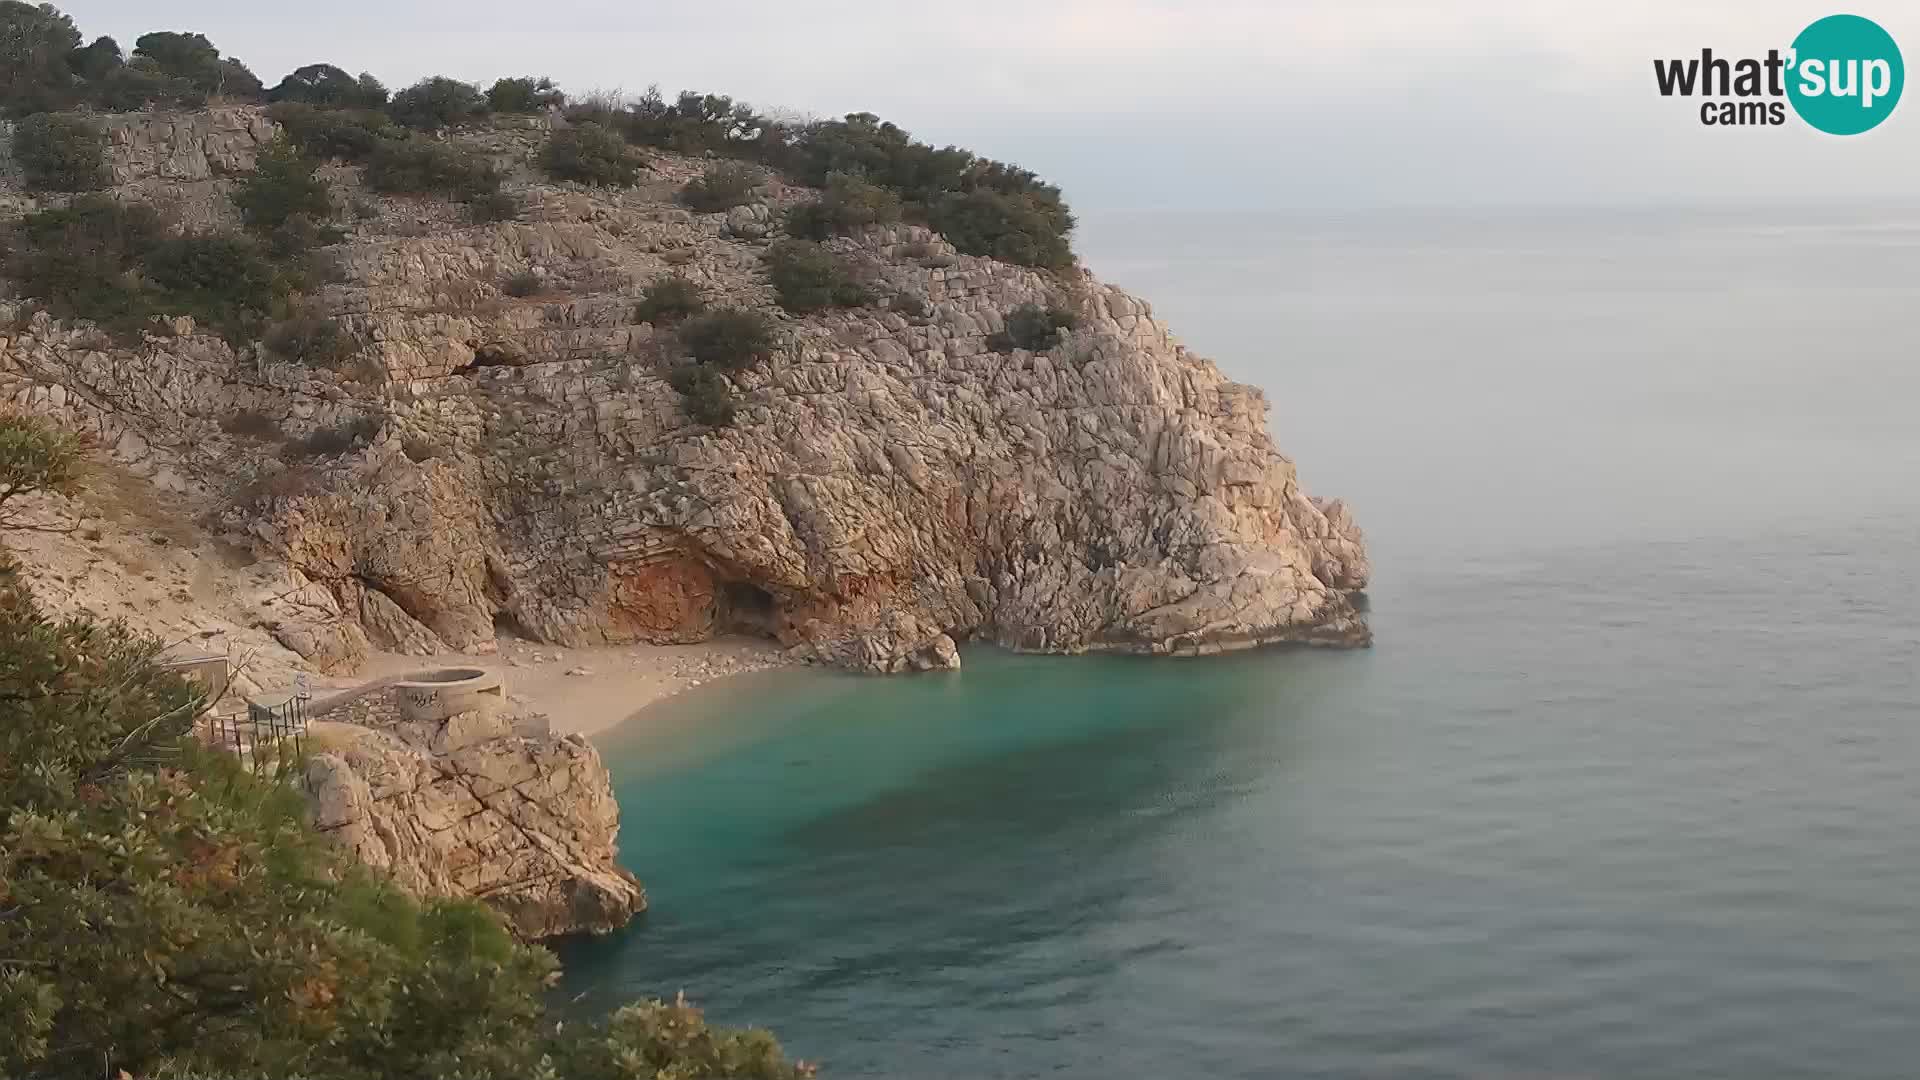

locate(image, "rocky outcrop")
[[303, 710, 645, 940], [0, 107, 1371, 676]]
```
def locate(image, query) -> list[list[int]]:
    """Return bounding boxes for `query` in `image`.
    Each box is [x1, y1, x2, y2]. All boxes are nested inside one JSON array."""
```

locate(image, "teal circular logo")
[[1787, 14, 1904, 135]]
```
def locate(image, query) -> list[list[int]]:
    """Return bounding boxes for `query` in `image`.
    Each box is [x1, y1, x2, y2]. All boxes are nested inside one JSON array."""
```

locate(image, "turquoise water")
[[559, 209, 1920, 1078]]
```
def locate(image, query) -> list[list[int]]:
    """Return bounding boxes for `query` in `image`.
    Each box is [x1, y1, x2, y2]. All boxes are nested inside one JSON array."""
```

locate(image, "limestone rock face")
[[0, 107, 1372, 676], [303, 715, 645, 940]]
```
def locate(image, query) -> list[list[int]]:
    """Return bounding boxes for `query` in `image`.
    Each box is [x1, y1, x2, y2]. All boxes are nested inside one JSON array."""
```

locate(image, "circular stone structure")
[[391, 667, 506, 723]]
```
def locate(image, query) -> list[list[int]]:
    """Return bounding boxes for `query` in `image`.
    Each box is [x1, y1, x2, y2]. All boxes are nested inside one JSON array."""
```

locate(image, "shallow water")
[[558, 209, 1920, 1078]]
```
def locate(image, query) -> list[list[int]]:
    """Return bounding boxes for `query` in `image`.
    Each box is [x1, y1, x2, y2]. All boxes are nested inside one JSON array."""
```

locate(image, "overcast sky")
[[55, 0, 1920, 211]]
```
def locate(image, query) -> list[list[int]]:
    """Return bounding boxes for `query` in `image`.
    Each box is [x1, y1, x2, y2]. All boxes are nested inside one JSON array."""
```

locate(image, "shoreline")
[[335, 635, 794, 738]]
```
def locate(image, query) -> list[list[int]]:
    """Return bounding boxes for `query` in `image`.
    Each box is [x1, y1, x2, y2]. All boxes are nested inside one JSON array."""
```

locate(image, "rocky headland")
[[0, 104, 1369, 934]]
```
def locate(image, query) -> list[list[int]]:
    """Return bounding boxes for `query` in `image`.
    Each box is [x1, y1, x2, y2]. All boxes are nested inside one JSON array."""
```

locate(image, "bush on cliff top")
[[763, 239, 871, 314], [1, 196, 287, 342], [988, 302, 1080, 353], [267, 101, 403, 162], [540, 121, 642, 187], [681, 307, 778, 370], [232, 136, 340, 255], [268, 62, 390, 109], [487, 75, 564, 114], [679, 161, 763, 213], [669, 364, 738, 427], [635, 274, 707, 324], [785, 171, 902, 240], [363, 137, 502, 201], [11, 111, 107, 192], [388, 75, 489, 131], [0, 413, 811, 1080]]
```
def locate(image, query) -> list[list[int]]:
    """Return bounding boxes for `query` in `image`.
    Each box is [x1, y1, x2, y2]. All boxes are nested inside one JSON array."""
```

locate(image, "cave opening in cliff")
[[720, 580, 778, 637]]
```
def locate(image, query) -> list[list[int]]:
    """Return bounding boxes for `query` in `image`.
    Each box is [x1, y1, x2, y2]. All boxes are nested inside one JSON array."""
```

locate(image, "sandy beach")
[[334, 635, 793, 737]]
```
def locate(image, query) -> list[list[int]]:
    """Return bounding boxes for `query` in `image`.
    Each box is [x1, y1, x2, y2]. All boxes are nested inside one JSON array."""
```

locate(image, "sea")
[[556, 205, 1920, 1079]]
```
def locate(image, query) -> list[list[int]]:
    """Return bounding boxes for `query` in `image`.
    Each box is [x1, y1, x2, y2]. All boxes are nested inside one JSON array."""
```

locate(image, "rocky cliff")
[[303, 705, 645, 940], [0, 107, 1369, 676]]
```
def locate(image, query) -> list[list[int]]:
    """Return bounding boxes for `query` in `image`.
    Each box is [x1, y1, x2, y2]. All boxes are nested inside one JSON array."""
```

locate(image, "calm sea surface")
[[558, 207, 1920, 1078]]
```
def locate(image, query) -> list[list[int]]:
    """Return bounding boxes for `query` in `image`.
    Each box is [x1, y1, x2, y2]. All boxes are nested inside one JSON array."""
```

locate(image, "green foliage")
[[539, 121, 640, 187], [627, 87, 770, 155], [668, 365, 737, 427], [501, 271, 541, 298], [363, 137, 501, 201], [64, 34, 120, 80], [555, 996, 812, 1078], [232, 136, 334, 239], [269, 62, 387, 108], [262, 313, 356, 369], [266, 102, 402, 163], [634, 274, 706, 324], [889, 291, 929, 319], [988, 302, 1080, 352], [785, 112, 1076, 271], [486, 75, 563, 114], [1, 195, 167, 331], [763, 239, 870, 314], [928, 188, 1075, 272], [468, 190, 520, 224], [0, 412, 86, 528], [784, 171, 901, 240], [680, 307, 777, 370], [0, 524, 813, 1079], [142, 232, 283, 341], [0, 0, 82, 116], [388, 75, 488, 131], [11, 111, 105, 192], [678, 161, 761, 212]]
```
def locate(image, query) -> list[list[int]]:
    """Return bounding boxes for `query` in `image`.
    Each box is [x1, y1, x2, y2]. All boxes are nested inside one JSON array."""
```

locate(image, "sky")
[[53, 0, 1920, 211]]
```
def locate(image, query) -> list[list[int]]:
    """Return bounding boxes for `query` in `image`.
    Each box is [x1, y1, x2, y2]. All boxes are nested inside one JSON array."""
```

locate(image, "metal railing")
[[205, 695, 309, 780]]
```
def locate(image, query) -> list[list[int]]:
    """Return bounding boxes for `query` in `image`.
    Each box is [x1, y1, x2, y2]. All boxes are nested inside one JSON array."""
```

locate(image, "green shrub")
[[262, 312, 356, 368], [889, 291, 929, 319], [487, 75, 563, 114], [11, 112, 106, 192], [988, 302, 1079, 352], [539, 121, 640, 187], [784, 112, 1077, 271], [132, 30, 257, 97], [763, 239, 870, 314], [669, 365, 737, 427], [634, 274, 705, 324], [389, 75, 488, 131], [266, 102, 402, 162], [468, 190, 520, 224], [785, 171, 902, 239], [142, 232, 284, 341], [0, 196, 166, 331], [928, 188, 1075, 272], [678, 161, 761, 212], [680, 307, 776, 370], [232, 136, 333, 238], [0, 412, 86, 528], [268, 63, 389, 108], [501, 271, 541, 298], [364, 137, 501, 200]]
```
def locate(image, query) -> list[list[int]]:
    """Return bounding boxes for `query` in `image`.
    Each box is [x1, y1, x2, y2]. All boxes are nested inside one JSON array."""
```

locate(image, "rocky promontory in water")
[[1, 108, 1369, 679]]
